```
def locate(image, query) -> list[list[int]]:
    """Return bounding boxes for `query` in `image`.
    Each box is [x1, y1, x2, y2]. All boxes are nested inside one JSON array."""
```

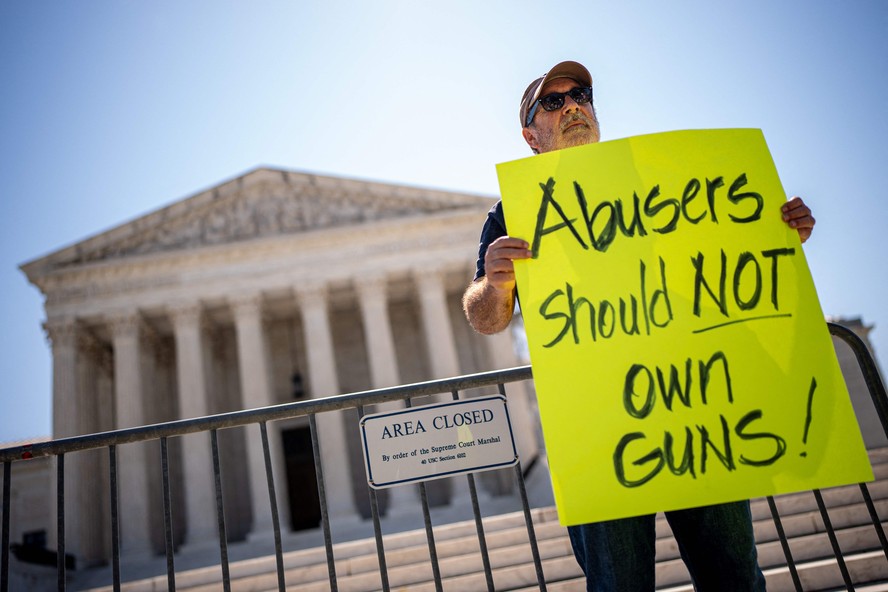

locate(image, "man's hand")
[[484, 237, 533, 293], [462, 236, 532, 335], [782, 196, 816, 243]]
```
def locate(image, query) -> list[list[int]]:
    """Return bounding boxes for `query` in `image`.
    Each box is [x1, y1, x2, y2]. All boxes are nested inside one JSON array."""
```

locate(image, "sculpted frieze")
[[64, 181, 474, 267]]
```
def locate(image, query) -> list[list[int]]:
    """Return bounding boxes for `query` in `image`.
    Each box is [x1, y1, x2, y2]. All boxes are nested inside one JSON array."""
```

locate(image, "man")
[[462, 60, 815, 591]]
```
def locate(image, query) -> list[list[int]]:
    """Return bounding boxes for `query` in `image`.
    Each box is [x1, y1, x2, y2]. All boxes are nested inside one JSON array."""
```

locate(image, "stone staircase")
[[84, 449, 888, 591]]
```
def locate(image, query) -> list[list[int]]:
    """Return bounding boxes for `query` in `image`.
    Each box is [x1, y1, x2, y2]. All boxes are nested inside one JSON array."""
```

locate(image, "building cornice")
[[21, 166, 494, 276], [37, 208, 488, 317]]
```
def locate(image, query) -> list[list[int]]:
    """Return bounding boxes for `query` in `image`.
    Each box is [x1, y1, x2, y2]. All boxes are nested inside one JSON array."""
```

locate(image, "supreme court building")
[[18, 167, 540, 566]]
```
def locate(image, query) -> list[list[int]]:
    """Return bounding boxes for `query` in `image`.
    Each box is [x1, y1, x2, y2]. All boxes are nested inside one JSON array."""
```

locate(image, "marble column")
[[355, 274, 419, 514], [44, 322, 107, 564], [297, 283, 360, 522], [412, 268, 472, 506], [45, 321, 80, 437], [77, 332, 109, 565], [44, 320, 80, 556], [231, 294, 288, 539], [355, 274, 400, 389], [413, 268, 461, 380], [169, 303, 218, 548], [109, 313, 154, 558]]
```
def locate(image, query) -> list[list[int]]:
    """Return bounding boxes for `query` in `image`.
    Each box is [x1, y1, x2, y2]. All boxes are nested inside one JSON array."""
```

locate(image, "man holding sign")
[[462, 61, 816, 591]]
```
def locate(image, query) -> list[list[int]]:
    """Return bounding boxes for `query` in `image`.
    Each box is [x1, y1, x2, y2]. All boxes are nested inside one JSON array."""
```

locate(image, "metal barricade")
[[1, 320, 887, 591], [0, 366, 540, 592], [761, 322, 888, 591]]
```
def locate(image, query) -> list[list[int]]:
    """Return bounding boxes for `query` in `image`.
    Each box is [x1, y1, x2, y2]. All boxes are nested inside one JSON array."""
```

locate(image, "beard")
[[559, 113, 600, 147], [536, 112, 601, 153]]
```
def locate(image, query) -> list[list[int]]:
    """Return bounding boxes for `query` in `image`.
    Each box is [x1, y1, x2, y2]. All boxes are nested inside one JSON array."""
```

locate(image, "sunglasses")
[[525, 86, 594, 127]]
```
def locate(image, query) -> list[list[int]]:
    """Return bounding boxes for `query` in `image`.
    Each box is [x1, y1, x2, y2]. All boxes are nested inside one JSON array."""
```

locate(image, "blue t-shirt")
[[473, 200, 507, 281]]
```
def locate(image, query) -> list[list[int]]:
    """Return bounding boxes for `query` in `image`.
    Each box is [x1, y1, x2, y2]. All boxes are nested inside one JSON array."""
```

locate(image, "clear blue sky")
[[1, 1, 886, 443]]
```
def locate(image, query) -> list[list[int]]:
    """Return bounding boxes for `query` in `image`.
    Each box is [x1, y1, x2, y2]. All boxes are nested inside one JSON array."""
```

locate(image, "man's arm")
[[462, 236, 532, 334], [463, 277, 515, 334]]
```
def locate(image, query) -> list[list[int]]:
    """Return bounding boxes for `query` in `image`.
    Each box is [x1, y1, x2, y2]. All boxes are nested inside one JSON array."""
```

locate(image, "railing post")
[[2, 461, 10, 592], [259, 422, 286, 592], [56, 454, 65, 592], [357, 405, 390, 592], [210, 430, 230, 592], [766, 495, 802, 591], [813, 489, 855, 590], [450, 389, 495, 592], [404, 398, 443, 592], [160, 438, 176, 592], [309, 414, 338, 592], [108, 446, 121, 592]]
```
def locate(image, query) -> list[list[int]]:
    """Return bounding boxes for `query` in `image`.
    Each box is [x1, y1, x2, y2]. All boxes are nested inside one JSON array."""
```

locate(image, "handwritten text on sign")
[[360, 396, 518, 489], [495, 129, 872, 525]]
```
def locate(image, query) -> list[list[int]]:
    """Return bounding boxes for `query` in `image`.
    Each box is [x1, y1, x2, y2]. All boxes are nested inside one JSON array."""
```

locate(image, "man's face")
[[522, 78, 601, 154]]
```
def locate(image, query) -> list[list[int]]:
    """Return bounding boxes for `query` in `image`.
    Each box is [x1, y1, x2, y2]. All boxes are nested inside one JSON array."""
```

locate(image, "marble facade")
[[18, 167, 538, 565]]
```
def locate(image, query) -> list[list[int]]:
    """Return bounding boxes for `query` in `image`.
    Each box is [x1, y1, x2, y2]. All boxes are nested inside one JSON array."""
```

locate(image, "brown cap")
[[519, 60, 592, 128]]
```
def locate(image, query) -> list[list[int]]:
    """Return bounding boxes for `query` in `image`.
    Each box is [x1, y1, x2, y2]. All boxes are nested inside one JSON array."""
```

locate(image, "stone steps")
[[85, 448, 888, 591]]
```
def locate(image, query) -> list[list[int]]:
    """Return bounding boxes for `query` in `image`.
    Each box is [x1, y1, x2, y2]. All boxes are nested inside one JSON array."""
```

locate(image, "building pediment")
[[22, 167, 491, 275]]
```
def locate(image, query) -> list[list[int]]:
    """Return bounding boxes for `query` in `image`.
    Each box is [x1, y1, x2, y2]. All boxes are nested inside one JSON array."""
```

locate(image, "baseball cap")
[[519, 60, 593, 128]]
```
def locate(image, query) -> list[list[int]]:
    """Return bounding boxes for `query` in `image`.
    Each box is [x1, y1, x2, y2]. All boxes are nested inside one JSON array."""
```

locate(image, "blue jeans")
[[567, 501, 766, 592]]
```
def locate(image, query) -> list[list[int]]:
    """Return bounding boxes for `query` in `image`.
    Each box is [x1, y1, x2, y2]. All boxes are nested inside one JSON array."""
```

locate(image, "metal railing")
[[1, 321, 887, 591], [761, 322, 888, 591], [0, 366, 541, 592]]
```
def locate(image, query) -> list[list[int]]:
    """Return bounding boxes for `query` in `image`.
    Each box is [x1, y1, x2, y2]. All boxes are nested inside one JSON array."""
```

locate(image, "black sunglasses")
[[525, 86, 594, 127]]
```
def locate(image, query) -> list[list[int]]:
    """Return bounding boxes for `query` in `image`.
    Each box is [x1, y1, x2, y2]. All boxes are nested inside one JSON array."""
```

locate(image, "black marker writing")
[[530, 172, 764, 258]]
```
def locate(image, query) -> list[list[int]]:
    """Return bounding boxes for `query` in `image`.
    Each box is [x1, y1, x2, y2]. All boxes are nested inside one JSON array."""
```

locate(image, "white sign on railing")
[[360, 395, 519, 489]]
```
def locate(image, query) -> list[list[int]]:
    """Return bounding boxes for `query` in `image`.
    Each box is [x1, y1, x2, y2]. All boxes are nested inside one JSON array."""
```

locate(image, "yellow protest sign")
[[495, 129, 873, 526]]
